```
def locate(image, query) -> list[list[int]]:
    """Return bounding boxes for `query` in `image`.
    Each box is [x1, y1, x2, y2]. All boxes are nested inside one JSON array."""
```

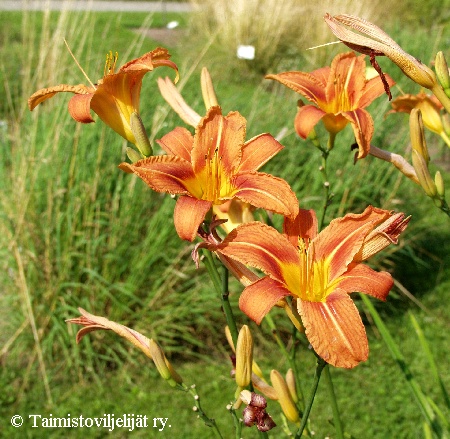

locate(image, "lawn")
[[0, 3, 449, 438]]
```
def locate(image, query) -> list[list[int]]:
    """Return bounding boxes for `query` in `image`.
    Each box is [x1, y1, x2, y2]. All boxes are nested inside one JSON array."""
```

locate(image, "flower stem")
[[294, 357, 327, 438], [202, 250, 239, 346], [181, 383, 224, 438], [323, 366, 344, 439]]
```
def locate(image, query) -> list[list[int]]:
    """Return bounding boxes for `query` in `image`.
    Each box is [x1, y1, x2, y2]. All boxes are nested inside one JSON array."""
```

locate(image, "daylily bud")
[[130, 112, 152, 156], [410, 108, 430, 163], [126, 147, 142, 163], [270, 370, 300, 423], [225, 325, 235, 352], [412, 150, 437, 198], [285, 369, 299, 404], [435, 171, 445, 198], [435, 51, 450, 94], [235, 325, 253, 388], [252, 374, 278, 400], [149, 339, 180, 387], [201, 67, 219, 109]]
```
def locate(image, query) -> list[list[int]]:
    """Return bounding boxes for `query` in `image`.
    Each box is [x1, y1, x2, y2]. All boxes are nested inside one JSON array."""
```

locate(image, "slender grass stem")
[[295, 357, 327, 438]]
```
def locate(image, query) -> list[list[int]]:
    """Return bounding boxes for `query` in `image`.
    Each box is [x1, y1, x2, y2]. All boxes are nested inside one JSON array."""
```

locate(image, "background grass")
[[0, 2, 449, 438]]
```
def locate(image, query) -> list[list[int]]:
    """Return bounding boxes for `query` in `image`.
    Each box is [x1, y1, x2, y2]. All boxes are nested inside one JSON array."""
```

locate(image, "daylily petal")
[[336, 263, 393, 300], [192, 107, 245, 176], [218, 222, 300, 284], [28, 83, 93, 110], [118, 156, 195, 195], [297, 290, 368, 368], [359, 74, 395, 108], [174, 196, 212, 241], [313, 206, 390, 281], [239, 277, 291, 324], [156, 126, 194, 161], [121, 47, 179, 82], [342, 108, 374, 158], [266, 71, 327, 104], [157, 77, 201, 127], [68, 93, 96, 123], [233, 172, 299, 219], [326, 52, 366, 108], [294, 105, 326, 139], [283, 209, 318, 247], [238, 133, 283, 173]]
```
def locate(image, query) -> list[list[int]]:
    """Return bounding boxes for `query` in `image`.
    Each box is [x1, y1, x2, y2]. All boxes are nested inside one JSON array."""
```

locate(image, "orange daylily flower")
[[28, 48, 179, 145], [214, 206, 409, 368], [266, 52, 394, 159], [119, 106, 299, 241]]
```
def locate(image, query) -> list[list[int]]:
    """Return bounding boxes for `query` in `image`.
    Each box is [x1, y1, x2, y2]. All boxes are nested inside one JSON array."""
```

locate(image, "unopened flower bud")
[[435, 51, 450, 94], [435, 171, 445, 198], [285, 369, 299, 404], [201, 67, 219, 109], [410, 108, 430, 163], [126, 147, 142, 163], [412, 150, 437, 198], [130, 111, 152, 156], [270, 370, 300, 423], [235, 325, 253, 388]]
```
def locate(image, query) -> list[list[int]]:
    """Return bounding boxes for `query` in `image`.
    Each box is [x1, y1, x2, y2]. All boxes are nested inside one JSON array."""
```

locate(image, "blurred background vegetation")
[[0, 0, 449, 437]]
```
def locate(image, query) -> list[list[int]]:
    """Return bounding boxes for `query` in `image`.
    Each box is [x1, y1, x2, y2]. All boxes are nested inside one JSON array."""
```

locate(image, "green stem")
[[323, 366, 344, 439], [295, 357, 327, 438], [432, 83, 450, 114], [181, 383, 224, 438], [203, 250, 238, 346]]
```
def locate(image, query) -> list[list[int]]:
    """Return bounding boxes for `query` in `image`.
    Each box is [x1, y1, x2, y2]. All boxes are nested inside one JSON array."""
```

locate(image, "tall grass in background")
[[187, 0, 406, 77], [0, 3, 448, 436]]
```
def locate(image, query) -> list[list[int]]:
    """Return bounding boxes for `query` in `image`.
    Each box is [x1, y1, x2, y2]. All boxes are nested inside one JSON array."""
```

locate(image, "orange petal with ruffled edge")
[[238, 133, 283, 173], [239, 277, 291, 324], [283, 209, 318, 247], [359, 74, 395, 108], [174, 196, 212, 241], [294, 105, 326, 139], [233, 172, 299, 219], [156, 126, 194, 161], [68, 93, 96, 124], [297, 290, 368, 368], [342, 108, 374, 159], [218, 222, 299, 285], [313, 206, 391, 280], [191, 107, 245, 176], [118, 156, 195, 195], [266, 71, 327, 104], [337, 263, 393, 300], [28, 83, 93, 110]]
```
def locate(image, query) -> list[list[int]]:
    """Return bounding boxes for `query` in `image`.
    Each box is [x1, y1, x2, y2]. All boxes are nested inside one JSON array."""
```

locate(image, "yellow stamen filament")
[[297, 240, 328, 302], [201, 118, 232, 202]]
